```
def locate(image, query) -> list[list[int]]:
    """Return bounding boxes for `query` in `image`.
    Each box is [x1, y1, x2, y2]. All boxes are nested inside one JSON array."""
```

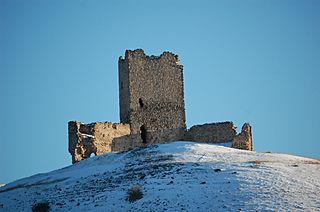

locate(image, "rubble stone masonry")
[[68, 49, 253, 163], [68, 121, 130, 163], [186, 122, 237, 143], [232, 123, 253, 151], [119, 49, 186, 140]]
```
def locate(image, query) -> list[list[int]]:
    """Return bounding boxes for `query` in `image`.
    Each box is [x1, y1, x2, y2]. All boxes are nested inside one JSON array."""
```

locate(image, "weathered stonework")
[[68, 49, 254, 163], [232, 123, 253, 151], [186, 122, 237, 143], [119, 49, 186, 140], [68, 121, 130, 163]]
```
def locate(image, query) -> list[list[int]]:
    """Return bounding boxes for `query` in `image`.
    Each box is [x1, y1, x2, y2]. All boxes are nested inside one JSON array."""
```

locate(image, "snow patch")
[[0, 141, 319, 211]]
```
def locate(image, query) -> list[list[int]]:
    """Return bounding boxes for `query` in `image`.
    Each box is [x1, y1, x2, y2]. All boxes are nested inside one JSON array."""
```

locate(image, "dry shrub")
[[32, 202, 50, 212], [127, 185, 143, 203]]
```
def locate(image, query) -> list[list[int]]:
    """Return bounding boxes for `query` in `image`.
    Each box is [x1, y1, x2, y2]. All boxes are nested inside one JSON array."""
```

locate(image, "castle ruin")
[[68, 49, 253, 163]]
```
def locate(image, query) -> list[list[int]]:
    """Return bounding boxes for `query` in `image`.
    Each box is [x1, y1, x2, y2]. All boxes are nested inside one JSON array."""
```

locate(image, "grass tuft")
[[32, 202, 50, 212], [127, 185, 143, 203]]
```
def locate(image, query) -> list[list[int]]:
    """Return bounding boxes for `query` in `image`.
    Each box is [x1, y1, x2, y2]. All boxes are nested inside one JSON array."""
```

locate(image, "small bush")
[[32, 202, 50, 212], [127, 185, 143, 203]]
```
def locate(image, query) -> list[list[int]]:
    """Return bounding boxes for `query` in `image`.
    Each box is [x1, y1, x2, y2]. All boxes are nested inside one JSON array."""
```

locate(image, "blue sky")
[[1, 0, 320, 184]]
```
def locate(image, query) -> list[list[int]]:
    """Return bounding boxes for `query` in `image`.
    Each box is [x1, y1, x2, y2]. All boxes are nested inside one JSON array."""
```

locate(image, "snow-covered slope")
[[1, 141, 319, 211]]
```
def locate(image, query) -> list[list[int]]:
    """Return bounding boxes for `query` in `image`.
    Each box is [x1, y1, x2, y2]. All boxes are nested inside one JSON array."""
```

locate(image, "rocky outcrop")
[[232, 123, 253, 151]]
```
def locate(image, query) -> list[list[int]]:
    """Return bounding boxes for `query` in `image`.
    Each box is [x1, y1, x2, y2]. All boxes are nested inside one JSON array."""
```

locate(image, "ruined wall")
[[186, 122, 237, 143], [112, 134, 143, 152], [232, 123, 253, 151], [186, 122, 254, 151], [68, 49, 254, 163], [118, 49, 186, 143], [68, 121, 131, 163], [111, 128, 185, 152], [69, 120, 253, 163]]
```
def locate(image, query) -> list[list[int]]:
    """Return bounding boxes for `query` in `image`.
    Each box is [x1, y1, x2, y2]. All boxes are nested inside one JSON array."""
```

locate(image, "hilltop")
[[1, 141, 319, 211]]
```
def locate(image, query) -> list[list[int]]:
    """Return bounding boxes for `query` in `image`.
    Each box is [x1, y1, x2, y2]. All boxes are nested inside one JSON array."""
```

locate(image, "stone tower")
[[118, 49, 186, 143], [68, 49, 253, 163]]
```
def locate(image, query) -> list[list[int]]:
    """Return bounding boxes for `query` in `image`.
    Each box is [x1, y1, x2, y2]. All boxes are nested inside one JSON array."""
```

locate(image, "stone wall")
[[186, 122, 253, 151], [112, 134, 142, 152], [118, 49, 186, 140], [68, 121, 130, 163], [232, 123, 253, 151], [68, 121, 185, 162], [111, 128, 185, 152], [69, 120, 253, 163], [68, 49, 254, 163], [186, 122, 237, 143]]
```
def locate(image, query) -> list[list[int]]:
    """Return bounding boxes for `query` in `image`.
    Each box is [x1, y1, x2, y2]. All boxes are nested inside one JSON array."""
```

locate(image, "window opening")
[[139, 98, 144, 108], [140, 125, 147, 143]]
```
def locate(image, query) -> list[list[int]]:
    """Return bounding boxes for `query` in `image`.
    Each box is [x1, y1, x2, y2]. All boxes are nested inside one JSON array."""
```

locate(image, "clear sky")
[[1, 0, 320, 184]]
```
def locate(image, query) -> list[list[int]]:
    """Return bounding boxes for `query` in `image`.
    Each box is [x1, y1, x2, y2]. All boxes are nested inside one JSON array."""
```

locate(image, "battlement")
[[68, 49, 253, 163]]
